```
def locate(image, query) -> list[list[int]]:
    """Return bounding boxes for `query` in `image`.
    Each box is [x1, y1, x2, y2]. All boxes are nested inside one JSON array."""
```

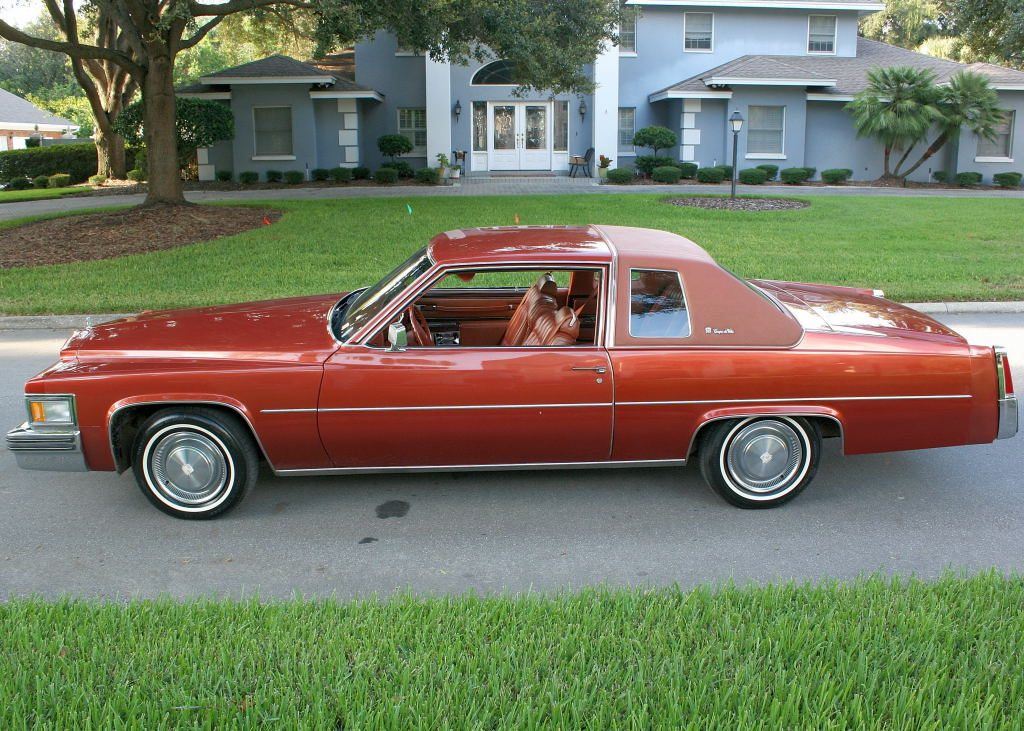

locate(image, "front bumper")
[[998, 396, 1019, 440], [5, 422, 88, 471]]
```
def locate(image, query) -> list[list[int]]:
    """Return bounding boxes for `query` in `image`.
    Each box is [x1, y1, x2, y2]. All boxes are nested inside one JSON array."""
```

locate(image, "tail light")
[[995, 347, 1013, 397]]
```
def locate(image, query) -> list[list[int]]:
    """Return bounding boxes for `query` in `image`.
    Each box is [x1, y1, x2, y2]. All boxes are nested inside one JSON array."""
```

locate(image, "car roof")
[[427, 225, 715, 267]]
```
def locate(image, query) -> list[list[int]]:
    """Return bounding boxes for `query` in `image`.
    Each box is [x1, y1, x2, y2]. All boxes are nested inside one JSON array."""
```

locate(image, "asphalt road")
[[1, 313, 1021, 600]]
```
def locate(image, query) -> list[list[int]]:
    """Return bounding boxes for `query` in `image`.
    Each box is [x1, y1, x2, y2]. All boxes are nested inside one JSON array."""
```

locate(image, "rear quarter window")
[[629, 269, 690, 338]]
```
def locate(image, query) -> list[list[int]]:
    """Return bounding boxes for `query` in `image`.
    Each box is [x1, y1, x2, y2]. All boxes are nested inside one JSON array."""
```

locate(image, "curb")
[[0, 302, 1022, 330]]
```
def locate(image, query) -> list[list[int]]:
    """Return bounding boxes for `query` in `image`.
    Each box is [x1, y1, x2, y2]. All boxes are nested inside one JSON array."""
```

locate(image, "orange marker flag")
[[514, 213, 520, 225], [262, 214, 271, 226]]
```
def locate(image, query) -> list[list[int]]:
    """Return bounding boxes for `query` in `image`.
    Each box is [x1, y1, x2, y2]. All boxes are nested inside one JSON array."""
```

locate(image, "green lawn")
[[0, 186, 86, 204], [1, 574, 1022, 726], [1, 194, 1023, 314]]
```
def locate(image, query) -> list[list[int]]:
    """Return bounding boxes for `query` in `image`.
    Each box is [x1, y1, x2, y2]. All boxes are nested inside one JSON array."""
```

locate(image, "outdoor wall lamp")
[[729, 110, 744, 199], [453, 99, 462, 123], [578, 99, 587, 122]]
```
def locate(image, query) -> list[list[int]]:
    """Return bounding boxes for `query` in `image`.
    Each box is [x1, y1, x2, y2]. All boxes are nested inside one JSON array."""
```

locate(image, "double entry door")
[[488, 101, 552, 171]]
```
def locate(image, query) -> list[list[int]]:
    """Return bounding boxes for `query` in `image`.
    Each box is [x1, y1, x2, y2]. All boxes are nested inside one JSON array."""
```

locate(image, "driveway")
[[1, 312, 1021, 600], [3, 176, 1024, 221]]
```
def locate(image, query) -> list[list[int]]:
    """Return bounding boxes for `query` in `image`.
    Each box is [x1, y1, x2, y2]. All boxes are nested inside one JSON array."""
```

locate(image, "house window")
[[618, 108, 635, 152], [747, 105, 785, 156], [684, 12, 713, 52], [253, 106, 293, 157], [472, 60, 520, 85], [977, 111, 1014, 159], [808, 15, 836, 54], [553, 101, 569, 152], [619, 9, 637, 53], [472, 102, 487, 152], [398, 108, 427, 154]]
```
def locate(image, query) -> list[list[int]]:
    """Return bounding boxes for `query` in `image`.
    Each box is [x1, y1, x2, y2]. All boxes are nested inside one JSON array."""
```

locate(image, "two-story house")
[[180, 0, 1024, 183]]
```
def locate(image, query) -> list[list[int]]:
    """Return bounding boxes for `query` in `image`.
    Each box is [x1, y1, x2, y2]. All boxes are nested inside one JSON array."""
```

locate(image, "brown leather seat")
[[501, 273, 558, 346], [522, 295, 580, 347]]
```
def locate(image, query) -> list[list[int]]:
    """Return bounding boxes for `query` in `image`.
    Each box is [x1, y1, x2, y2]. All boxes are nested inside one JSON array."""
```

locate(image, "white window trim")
[[618, 107, 637, 155], [975, 156, 1014, 163], [252, 105, 294, 160], [683, 12, 714, 53], [745, 105, 786, 159], [807, 14, 837, 55], [397, 108, 428, 156], [619, 12, 638, 55], [976, 111, 1015, 161]]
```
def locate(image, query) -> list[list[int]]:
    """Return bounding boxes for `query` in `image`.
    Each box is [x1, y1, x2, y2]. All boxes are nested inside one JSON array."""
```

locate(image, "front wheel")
[[698, 416, 821, 509]]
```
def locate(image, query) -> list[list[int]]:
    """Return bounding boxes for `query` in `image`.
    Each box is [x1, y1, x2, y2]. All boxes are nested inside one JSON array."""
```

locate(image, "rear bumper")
[[998, 396, 1018, 440], [5, 422, 88, 472]]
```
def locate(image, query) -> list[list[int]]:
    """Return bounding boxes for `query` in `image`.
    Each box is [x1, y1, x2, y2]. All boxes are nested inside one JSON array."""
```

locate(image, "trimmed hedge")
[[0, 142, 97, 183], [381, 160, 415, 179], [634, 155, 672, 176], [712, 165, 733, 179], [802, 167, 817, 180], [32, 175, 49, 189], [239, 171, 259, 185], [374, 167, 398, 184], [956, 171, 982, 187], [415, 167, 441, 184], [6, 176, 33, 190], [47, 173, 72, 188], [738, 168, 768, 185], [329, 167, 353, 182], [652, 165, 682, 183], [755, 164, 779, 181], [311, 168, 330, 182], [88, 174, 107, 186], [265, 170, 283, 183], [780, 167, 810, 184], [353, 166, 370, 180], [676, 162, 698, 179], [605, 168, 633, 184], [126, 169, 145, 182], [695, 167, 725, 183], [932, 170, 948, 183], [821, 168, 852, 184], [215, 170, 233, 182], [993, 172, 1022, 188], [283, 170, 305, 185]]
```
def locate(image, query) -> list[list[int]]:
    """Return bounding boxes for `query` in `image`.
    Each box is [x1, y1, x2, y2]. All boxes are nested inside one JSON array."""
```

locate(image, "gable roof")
[[650, 38, 1024, 101], [200, 54, 336, 84], [627, 0, 883, 9], [183, 53, 383, 100], [0, 87, 77, 130]]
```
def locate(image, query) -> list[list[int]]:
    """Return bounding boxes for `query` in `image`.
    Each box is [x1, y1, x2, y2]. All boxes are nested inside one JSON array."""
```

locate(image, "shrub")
[[47, 173, 72, 188], [676, 161, 698, 179], [6, 176, 33, 190], [756, 164, 779, 181], [352, 166, 371, 180], [932, 170, 949, 183], [88, 174, 107, 186], [238, 171, 259, 185], [956, 171, 982, 186], [415, 166, 441, 184], [329, 167, 353, 182], [377, 134, 414, 159], [801, 167, 817, 180], [605, 167, 633, 184], [738, 168, 768, 185], [311, 168, 330, 182], [381, 160, 414, 178], [780, 167, 810, 184], [695, 167, 725, 183], [652, 165, 682, 183], [713, 164, 733, 179], [374, 167, 398, 184], [215, 170, 233, 182], [634, 155, 672, 176], [993, 172, 1022, 188], [0, 142, 99, 184], [133, 147, 147, 175], [632, 126, 677, 156], [265, 169, 283, 183], [32, 175, 50, 189], [821, 168, 852, 184], [126, 169, 145, 182], [24, 136, 41, 148], [283, 170, 305, 185]]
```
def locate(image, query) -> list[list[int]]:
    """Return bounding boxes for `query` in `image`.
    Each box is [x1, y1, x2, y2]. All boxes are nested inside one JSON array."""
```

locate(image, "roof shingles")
[[0, 88, 77, 128]]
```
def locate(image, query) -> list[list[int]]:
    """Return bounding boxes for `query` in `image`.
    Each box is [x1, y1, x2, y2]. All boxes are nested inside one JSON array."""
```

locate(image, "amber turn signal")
[[29, 401, 46, 422]]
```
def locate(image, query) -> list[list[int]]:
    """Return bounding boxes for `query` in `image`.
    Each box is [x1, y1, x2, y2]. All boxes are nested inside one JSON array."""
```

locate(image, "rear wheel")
[[698, 416, 820, 508], [132, 407, 258, 519]]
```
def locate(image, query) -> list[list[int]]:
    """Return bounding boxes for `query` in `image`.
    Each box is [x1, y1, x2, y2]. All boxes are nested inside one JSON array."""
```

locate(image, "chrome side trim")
[[618, 394, 971, 406], [6, 422, 88, 472], [317, 402, 611, 414], [261, 408, 317, 414], [274, 458, 686, 477], [685, 413, 846, 460], [995, 346, 1009, 400]]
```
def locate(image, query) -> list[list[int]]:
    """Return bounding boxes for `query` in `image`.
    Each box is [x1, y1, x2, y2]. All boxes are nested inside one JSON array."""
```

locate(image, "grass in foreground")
[[2, 573, 1022, 727], [1, 194, 1023, 314], [0, 186, 85, 204]]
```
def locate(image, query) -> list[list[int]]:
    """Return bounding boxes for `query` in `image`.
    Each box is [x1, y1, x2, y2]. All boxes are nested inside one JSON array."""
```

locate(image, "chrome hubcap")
[[725, 420, 804, 495], [150, 431, 228, 505]]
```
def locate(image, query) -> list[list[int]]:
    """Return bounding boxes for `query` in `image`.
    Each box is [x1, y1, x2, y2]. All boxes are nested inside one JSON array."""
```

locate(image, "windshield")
[[337, 248, 432, 342]]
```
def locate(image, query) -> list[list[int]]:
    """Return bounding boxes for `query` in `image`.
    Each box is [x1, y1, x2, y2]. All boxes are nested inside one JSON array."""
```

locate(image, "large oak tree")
[[0, 0, 619, 206]]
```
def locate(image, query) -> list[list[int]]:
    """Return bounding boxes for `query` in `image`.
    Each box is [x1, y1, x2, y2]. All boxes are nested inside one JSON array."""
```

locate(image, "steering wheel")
[[405, 305, 432, 346]]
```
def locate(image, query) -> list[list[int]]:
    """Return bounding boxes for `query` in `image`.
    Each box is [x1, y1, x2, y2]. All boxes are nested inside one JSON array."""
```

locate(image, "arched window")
[[471, 59, 520, 85]]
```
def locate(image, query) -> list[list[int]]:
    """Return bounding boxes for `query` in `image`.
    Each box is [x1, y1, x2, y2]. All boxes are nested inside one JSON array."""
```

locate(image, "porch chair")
[[569, 148, 594, 178]]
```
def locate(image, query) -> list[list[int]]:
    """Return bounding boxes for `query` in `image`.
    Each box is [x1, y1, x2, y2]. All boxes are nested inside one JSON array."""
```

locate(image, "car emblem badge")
[[705, 327, 735, 335]]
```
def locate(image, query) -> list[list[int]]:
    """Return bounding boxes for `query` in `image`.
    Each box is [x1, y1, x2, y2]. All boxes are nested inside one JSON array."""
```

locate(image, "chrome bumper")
[[5, 422, 88, 471], [998, 396, 1019, 440]]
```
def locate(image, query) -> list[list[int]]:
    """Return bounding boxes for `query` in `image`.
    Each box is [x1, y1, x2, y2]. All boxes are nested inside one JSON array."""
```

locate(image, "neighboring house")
[[0, 88, 78, 152], [178, 0, 1024, 182]]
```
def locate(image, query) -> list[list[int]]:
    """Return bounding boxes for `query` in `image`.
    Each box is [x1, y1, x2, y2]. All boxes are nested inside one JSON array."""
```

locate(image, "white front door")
[[488, 102, 552, 171]]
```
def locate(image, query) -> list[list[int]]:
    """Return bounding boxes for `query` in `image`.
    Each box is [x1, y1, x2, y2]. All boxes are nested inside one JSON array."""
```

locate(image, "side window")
[[630, 269, 690, 338]]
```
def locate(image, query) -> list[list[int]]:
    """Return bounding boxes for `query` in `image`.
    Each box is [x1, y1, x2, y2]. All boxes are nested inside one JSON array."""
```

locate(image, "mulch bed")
[[665, 197, 810, 212], [1, 204, 281, 269]]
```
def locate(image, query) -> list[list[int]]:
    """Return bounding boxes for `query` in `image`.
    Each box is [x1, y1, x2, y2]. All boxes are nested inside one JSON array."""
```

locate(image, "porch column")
[[591, 39, 619, 167], [425, 56, 452, 167]]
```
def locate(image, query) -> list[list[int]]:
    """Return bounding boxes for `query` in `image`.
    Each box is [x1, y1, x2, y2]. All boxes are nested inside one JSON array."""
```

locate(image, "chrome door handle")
[[571, 366, 607, 373]]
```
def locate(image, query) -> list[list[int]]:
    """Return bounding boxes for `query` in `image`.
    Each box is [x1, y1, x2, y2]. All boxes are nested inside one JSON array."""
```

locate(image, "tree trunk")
[[141, 52, 185, 206], [900, 131, 949, 179], [94, 129, 126, 179], [882, 144, 892, 177]]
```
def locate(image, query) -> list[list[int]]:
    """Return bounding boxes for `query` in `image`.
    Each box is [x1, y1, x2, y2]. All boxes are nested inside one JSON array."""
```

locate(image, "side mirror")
[[387, 322, 408, 352]]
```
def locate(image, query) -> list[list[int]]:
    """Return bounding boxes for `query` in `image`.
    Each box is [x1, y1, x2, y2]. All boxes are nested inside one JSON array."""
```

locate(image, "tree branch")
[[189, 0, 313, 17], [177, 16, 225, 51], [0, 19, 142, 74]]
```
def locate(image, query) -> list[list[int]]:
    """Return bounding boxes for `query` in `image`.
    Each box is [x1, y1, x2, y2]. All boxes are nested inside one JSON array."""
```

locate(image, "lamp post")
[[729, 110, 744, 199]]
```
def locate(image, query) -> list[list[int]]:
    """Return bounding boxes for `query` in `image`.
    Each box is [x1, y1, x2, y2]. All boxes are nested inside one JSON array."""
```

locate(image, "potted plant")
[[450, 164, 462, 179], [436, 152, 450, 178], [598, 155, 613, 179]]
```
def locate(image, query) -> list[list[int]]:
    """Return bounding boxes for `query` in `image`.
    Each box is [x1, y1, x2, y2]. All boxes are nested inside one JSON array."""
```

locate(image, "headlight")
[[26, 395, 76, 426]]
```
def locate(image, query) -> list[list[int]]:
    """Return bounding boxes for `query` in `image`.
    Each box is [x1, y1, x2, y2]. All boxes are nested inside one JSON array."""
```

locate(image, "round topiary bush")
[[47, 173, 72, 188], [713, 165, 733, 179], [956, 171, 982, 187], [755, 164, 779, 181], [993, 172, 1022, 188], [126, 169, 145, 182], [238, 171, 259, 185], [820, 168, 851, 184], [415, 167, 441, 184], [329, 167, 352, 182], [779, 167, 810, 184], [374, 167, 398, 184], [352, 166, 370, 180], [605, 168, 633, 184], [377, 134, 413, 159], [215, 170, 233, 182], [695, 167, 725, 184], [88, 174, 107, 186], [652, 165, 682, 183], [738, 168, 768, 185], [283, 170, 305, 185], [7, 176, 34, 190], [32, 175, 49, 189], [265, 169, 283, 183], [801, 167, 817, 180], [676, 162, 698, 179]]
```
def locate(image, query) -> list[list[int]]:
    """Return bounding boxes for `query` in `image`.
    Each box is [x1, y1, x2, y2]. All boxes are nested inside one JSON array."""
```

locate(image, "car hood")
[[61, 294, 344, 364], [752, 279, 965, 344]]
